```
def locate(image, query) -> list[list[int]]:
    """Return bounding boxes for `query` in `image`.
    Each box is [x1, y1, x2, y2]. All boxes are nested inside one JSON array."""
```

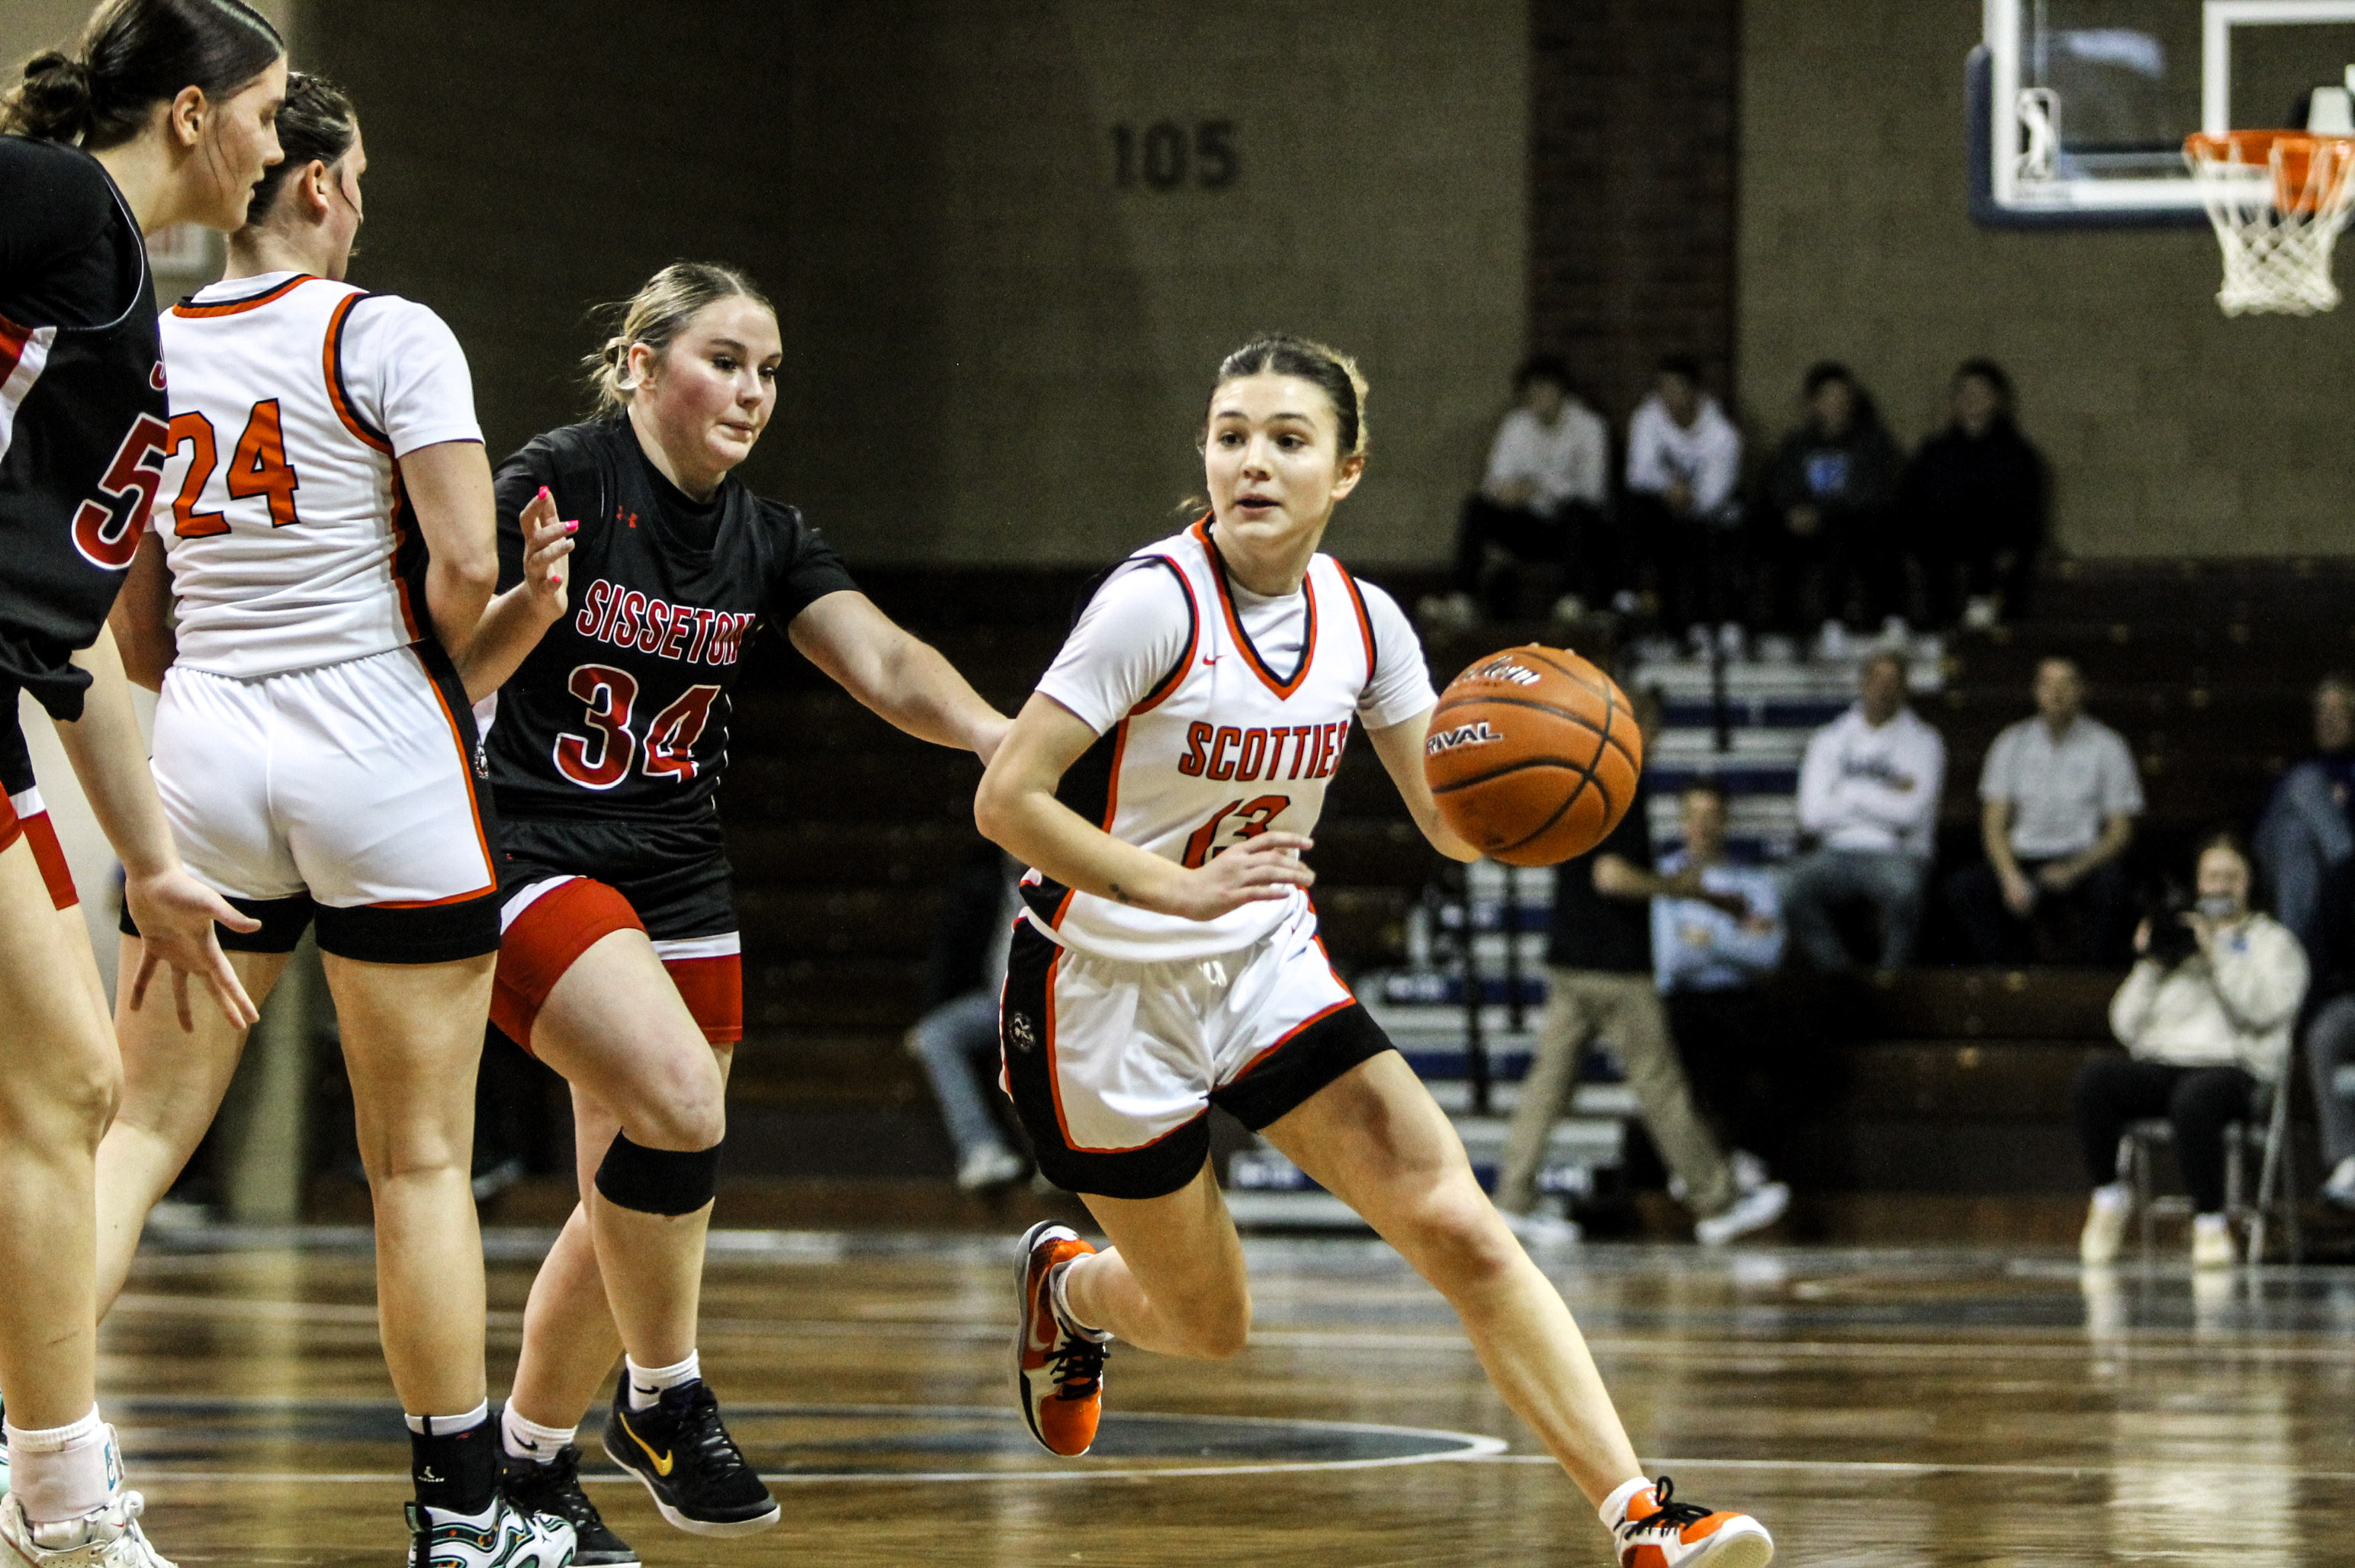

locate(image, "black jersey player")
[[471, 262, 1009, 1561], [0, 5, 284, 1561]]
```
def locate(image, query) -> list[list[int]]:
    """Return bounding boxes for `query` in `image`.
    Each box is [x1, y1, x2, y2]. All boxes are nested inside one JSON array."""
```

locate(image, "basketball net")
[[2183, 131, 2355, 316]]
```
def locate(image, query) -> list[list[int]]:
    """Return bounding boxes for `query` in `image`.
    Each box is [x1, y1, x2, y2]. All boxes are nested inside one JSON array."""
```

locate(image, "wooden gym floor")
[[106, 1229, 2355, 1565]]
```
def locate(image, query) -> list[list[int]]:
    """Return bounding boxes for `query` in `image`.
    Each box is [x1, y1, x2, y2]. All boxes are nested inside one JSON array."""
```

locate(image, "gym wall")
[[1739, 0, 2355, 559], [302, 0, 1528, 568]]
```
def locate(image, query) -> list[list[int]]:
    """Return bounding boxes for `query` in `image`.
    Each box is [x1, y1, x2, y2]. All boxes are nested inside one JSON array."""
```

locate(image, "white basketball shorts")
[[999, 898, 1394, 1199], [142, 642, 500, 962]]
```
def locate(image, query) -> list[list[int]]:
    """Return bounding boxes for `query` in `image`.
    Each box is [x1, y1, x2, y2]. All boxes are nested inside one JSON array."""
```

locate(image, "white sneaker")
[[1606, 1476, 1774, 1568], [1694, 1181, 1790, 1246], [1728, 1149, 1771, 1194], [0, 1491, 174, 1567], [2322, 1155, 2355, 1211], [1502, 1208, 1582, 1248], [405, 1496, 574, 1568], [956, 1144, 1026, 1192], [2080, 1182, 2131, 1266], [2192, 1213, 2236, 1271]]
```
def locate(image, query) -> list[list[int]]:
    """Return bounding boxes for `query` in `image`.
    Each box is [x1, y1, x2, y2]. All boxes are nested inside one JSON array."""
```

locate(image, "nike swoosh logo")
[[615, 1410, 675, 1476]]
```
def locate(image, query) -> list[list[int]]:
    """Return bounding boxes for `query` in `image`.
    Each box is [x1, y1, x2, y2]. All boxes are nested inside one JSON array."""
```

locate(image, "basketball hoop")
[[2183, 131, 2355, 316]]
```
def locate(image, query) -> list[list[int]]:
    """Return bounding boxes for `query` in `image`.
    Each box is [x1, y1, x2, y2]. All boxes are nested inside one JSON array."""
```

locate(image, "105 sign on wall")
[[1111, 120, 1238, 190]]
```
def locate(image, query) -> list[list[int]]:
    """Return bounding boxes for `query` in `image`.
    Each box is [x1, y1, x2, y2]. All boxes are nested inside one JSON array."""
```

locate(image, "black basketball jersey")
[[487, 417, 859, 826], [0, 140, 166, 719]]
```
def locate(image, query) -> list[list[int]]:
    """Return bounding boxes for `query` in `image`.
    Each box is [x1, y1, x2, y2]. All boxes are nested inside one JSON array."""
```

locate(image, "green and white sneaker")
[[0, 1489, 175, 1566], [405, 1496, 574, 1568]]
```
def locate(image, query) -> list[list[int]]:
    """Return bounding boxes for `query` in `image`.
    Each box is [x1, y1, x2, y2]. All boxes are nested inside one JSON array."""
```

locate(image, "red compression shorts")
[[491, 876, 743, 1050]]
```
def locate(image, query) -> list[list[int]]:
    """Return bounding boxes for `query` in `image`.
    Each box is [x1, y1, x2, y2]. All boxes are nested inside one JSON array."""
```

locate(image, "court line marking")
[[112, 1403, 1505, 1486]]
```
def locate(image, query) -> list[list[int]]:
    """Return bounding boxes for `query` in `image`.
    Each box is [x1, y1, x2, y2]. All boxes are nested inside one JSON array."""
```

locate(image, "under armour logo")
[[419, 1466, 445, 1483], [1007, 1012, 1037, 1052]]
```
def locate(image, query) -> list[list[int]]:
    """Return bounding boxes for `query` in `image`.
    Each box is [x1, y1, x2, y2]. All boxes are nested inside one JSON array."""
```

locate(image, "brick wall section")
[[1529, 0, 1741, 419]]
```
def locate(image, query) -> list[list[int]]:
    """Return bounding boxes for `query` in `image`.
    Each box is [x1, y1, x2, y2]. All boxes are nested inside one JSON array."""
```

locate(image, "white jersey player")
[[93, 76, 574, 1567], [976, 335, 1775, 1568]]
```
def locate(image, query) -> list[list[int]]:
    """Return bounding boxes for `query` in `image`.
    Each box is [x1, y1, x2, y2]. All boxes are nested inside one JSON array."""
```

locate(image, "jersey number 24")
[[554, 664, 723, 789], [163, 401, 302, 536]]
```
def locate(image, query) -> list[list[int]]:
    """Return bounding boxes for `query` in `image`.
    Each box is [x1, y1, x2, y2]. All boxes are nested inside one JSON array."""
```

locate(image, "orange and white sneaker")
[[1014, 1220, 1110, 1457], [1606, 1476, 1773, 1568]]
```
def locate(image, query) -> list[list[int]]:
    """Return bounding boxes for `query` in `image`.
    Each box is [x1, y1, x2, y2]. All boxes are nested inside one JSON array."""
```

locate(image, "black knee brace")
[[595, 1132, 723, 1216]]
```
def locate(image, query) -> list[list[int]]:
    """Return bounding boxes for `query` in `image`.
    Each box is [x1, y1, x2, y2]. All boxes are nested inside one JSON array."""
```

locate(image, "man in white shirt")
[[1444, 355, 1608, 621], [1624, 355, 1746, 647], [1782, 651, 1946, 973], [1947, 657, 2144, 965]]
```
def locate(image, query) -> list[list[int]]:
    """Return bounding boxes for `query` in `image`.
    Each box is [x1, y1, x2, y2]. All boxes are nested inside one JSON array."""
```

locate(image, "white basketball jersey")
[[1023, 521, 1380, 963], [156, 273, 470, 678]]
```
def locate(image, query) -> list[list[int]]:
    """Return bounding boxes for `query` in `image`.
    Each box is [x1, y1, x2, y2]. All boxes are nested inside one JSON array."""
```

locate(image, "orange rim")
[[2185, 130, 2355, 214]]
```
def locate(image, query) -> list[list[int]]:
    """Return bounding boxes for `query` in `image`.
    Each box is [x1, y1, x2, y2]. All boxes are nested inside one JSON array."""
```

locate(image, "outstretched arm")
[[975, 692, 1314, 921], [1363, 705, 1480, 863], [51, 627, 259, 1029], [791, 590, 1010, 762]]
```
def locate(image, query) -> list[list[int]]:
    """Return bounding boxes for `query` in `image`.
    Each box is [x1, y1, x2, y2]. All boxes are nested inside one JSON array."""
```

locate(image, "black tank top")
[[0, 140, 165, 719]]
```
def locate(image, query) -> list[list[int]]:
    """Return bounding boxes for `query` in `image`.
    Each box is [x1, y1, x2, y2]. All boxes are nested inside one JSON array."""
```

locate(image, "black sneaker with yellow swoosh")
[[600, 1377, 779, 1538]]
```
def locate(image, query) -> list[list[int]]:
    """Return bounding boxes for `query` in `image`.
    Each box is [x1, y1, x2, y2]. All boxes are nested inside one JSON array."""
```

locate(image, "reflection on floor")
[[104, 1230, 2355, 1564]]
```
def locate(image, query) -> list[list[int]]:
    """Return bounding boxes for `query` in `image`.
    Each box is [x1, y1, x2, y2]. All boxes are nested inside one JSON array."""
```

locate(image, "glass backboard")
[[1976, 0, 2355, 225]]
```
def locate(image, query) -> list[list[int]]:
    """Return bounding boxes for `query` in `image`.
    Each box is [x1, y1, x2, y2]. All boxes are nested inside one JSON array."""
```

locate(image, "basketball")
[[1422, 645, 1642, 867]]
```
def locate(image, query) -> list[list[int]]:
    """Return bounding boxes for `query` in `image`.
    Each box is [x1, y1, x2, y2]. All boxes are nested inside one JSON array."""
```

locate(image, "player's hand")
[[2000, 866, 2037, 916], [519, 487, 577, 620], [1165, 834, 1314, 922], [123, 867, 262, 1031]]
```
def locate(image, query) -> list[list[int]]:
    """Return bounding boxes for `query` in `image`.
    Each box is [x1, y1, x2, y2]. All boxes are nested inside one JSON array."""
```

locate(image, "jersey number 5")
[[1180, 795, 1291, 869], [70, 413, 170, 570], [552, 664, 724, 789], [164, 400, 303, 537]]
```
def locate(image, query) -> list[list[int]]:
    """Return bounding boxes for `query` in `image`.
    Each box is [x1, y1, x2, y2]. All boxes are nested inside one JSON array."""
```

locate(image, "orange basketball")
[[1422, 645, 1643, 867]]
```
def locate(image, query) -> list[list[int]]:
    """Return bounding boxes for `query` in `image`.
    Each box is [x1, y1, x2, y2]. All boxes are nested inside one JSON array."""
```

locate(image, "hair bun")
[[7, 50, 96, 141]]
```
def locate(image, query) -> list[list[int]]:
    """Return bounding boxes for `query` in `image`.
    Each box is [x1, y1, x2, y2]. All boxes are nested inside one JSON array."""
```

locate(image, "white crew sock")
[[403, 1399, 490, 1437], [5, 1406, 112, 1525], [626, 1352, 701, 1411], [501, 1407, 578, 1464], [1049, 1259, 1111, 1344], [1598, 1476, 1652, 1529]]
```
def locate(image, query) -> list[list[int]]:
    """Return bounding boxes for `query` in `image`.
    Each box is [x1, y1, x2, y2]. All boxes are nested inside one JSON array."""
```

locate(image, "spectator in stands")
[[1499, 712, 1792, 1247], [1763, 361, 1902, 656], [1653, 782, 1798, 1176], [1900, 358, 2048, 631], [1782, 651, 1946, 974], [2077, 832, 2307, 1270], [1435, 354, 1609, 624], [1947, 657, 2142, 966], [1624, 354, 1745, 651], [2253, 673, 2355, 962], [905, 846, 1030, 1191]]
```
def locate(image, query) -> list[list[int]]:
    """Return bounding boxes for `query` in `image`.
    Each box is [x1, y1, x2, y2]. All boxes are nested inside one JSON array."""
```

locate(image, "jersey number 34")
[[554, 664, 722, 789]]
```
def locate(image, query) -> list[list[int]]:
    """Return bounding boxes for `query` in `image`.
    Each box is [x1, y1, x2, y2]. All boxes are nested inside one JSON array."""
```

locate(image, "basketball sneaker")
[[601, 1378, 778, 1537], [1014, 1220, 1110, 1457], [500, 1444, 637, 1566], [404, 1495, 573, 1568], [0, 1490, 173, 1567], [1608, 1476, 1773, 1568]]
